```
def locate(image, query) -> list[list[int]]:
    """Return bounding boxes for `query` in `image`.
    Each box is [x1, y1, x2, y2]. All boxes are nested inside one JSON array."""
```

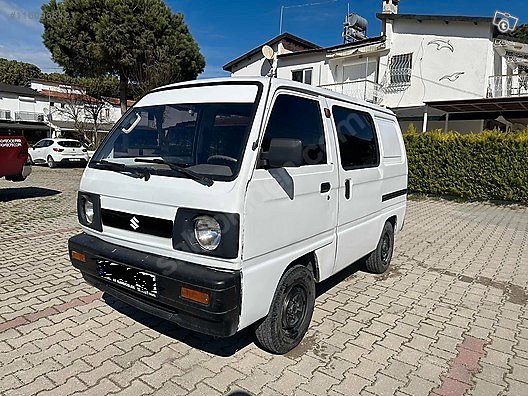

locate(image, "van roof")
[[152, 77, 395, 116]]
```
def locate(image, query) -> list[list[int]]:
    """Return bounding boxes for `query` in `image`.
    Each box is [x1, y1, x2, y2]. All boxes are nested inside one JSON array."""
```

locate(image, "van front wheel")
[[365, 221, 394, 274], [255, 265, 315, 354]]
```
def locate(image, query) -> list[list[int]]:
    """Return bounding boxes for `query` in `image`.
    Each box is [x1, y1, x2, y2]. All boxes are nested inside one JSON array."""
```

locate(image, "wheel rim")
[[281, 285, 307, 334], [381, 233, 391, 263]]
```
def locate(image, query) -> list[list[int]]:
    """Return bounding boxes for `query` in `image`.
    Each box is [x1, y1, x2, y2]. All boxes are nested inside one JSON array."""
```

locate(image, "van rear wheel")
[[254, 265, 315, 354], [365, 221, 394, 274]]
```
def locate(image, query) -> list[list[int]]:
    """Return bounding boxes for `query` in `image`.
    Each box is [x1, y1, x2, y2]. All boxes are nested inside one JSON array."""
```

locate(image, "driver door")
[[244, 91, 339, 272]]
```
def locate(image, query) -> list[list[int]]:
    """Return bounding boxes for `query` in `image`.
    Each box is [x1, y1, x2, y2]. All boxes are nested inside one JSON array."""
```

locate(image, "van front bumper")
[[68, 233, 241, 337]]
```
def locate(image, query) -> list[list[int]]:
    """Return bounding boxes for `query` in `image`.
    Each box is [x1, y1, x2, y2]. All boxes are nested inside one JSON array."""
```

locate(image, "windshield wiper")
[[91, 160, 151, 181], [134, 158, 214, 187]]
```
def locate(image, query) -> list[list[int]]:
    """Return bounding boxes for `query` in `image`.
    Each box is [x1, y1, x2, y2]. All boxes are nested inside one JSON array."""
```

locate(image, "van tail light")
[[53, 147, 64, 152]]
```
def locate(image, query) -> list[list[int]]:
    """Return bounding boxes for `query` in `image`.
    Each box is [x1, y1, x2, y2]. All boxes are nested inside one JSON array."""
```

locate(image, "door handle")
[[345, 179, 351, 200], [320, 182, 331, 193]]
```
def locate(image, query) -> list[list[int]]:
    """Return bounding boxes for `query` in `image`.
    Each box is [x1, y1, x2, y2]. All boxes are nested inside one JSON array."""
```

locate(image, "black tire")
[[47, 155, 56, 168], [365, 221, 394, 274], [254, 265, 315, 354]]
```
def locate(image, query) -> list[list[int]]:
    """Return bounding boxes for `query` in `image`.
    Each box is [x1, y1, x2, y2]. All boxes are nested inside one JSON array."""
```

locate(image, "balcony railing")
[[488, 74, 528, 98], [0, 109, 11, 121], [319, 80, 384, 105], [14, 111, 45, 122]]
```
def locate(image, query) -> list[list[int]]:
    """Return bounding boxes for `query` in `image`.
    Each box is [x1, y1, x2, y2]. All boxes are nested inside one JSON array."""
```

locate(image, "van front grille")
[[101, 209, 173, 238]]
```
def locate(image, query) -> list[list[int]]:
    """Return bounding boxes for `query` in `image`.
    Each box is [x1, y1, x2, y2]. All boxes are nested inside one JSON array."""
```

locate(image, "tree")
[[50, 86, 89, 143], [41, 0, 205, 114], [81, 78, 115, 146], [48, 78, 118, 147], [511, 24, 528, 43], [0, 58, 42, 86]]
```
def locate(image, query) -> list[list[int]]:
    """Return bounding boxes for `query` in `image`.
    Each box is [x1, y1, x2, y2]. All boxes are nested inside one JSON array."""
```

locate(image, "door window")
[[332, 106, 379, 169], [261, 94, 326, 167]]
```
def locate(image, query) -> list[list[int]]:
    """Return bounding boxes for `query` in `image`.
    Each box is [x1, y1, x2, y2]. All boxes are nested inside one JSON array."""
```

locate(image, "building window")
[[389, 53, 413, 85], [105, 109, 110, 118], [292, 68, 313, 85], [50, 101, 55, 107], [331, 106, 379, 169], [260, 94, 326, 166]]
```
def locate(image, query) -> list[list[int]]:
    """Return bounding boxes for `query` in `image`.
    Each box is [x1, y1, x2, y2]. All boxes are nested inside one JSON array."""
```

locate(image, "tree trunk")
[[119, 74, 128, 115]]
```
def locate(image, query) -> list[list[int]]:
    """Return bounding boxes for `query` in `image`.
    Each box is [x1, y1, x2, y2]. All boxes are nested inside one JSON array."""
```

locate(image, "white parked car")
[[69, 77, 407, 354], [29, 138, 90, 168]]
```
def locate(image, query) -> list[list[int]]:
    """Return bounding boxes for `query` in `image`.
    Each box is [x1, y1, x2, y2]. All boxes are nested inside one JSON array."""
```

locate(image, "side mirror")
[[267, 138, 303, 168]]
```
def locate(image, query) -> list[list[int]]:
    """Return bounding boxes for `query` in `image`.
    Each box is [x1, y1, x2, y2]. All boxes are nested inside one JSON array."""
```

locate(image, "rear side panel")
[[374, 116, 408, 233], [0, 136, 28, 178]]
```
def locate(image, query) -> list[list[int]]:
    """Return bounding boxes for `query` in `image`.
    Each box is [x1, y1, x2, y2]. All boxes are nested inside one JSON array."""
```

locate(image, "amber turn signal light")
[[181, 286, 210, 305], [71, 251, 86, 263]]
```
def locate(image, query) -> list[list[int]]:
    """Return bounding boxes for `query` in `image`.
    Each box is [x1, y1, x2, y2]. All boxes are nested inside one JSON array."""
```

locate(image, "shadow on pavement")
[[103, 293, 254, 357], [0, 187, 61, 202], [102, 259, 365, 357], [316, 259, 364, 297]]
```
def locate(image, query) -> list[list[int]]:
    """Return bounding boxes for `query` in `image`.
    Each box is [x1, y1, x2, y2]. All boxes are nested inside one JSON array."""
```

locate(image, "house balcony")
[[0, 109, 12, 121], [14, 111, 45, 122], [488, 74, 528, 98], [319, 80, 384, 105]]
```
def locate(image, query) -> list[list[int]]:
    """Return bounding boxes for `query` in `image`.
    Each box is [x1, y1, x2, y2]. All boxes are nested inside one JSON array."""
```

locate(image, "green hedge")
[[403, 129, 528, 204]]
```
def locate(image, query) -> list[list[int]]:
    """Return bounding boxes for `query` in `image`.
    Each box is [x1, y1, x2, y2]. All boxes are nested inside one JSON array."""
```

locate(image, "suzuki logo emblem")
[[130, 216, 140, 230]]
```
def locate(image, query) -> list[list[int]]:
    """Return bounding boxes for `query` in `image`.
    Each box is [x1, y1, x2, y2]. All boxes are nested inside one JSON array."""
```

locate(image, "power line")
[[280, 0, 339, 33]]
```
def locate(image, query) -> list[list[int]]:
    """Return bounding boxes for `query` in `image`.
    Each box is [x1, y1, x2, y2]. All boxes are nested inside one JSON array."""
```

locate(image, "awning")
[[0, 122, 49, 131], [425, 96, 528, 119]]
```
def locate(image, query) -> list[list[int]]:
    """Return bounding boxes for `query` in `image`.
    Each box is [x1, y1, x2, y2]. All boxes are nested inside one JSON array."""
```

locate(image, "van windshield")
[[92, 102, 257, 181]]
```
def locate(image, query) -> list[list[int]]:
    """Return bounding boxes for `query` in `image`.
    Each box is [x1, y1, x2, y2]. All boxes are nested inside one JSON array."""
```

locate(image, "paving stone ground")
[[1, 167, 527, 396]]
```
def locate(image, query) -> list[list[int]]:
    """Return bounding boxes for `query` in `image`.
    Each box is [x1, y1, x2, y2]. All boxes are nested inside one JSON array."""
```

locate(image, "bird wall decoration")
[[439, 72, 465, 82], [428, 39, 455, 53]]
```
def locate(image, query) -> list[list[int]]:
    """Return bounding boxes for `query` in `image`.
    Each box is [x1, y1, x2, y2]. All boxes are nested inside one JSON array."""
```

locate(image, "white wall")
[[276, 53, 328, 86], [327, 55, 381, 85], [230, 42, 284, 77], [380, 19, 494, 108], [0, 92, 47, 119]]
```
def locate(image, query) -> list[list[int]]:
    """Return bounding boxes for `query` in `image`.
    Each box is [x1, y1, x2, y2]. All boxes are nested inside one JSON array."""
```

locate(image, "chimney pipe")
[[382, 0, 399, 14]]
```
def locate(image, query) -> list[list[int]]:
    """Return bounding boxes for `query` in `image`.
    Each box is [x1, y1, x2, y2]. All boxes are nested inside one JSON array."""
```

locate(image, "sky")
[[0, 0, 527, 79]]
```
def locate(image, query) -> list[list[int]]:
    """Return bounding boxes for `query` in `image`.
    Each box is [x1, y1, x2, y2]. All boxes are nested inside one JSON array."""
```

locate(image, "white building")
[[224, 0, 528, 132], [30, 79, 123, 141], [0, 82, 50, 142], [0, 79, 125, 144]]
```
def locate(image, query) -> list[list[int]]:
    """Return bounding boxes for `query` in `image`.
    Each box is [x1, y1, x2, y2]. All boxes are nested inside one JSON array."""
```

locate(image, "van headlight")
[[84, 199, 94, 224], [173, 209, 239, 258], [194, 216, 221, 251], [77, 192, 102, 231]]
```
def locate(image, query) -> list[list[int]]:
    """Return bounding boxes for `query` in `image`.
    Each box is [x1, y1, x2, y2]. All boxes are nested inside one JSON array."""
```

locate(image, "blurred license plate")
[[97, 260, 157, 297]]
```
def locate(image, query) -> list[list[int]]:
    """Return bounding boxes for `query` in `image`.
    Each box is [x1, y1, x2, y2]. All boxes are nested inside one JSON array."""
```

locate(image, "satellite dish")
[[262, 45, 275, 60]]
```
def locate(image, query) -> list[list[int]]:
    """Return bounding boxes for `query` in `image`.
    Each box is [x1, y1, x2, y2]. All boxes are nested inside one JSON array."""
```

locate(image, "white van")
[[69, 77, 407, 354]]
